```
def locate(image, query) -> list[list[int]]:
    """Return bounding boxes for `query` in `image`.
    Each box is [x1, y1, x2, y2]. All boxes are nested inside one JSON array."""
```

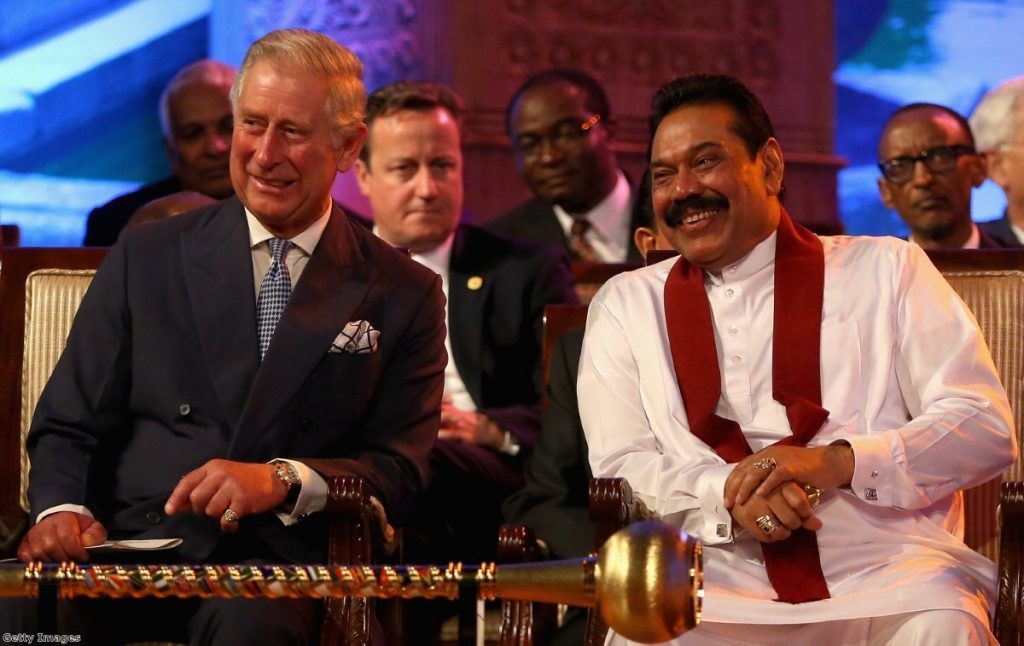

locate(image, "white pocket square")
[[330, 320, 381, 354]]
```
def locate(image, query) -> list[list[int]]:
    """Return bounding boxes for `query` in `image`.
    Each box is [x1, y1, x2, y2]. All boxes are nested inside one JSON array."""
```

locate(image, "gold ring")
[[754, 513, 776, 535], [753, 457, 777, 472], [802, 484, 823, 508], [222, 508, 240, 523]]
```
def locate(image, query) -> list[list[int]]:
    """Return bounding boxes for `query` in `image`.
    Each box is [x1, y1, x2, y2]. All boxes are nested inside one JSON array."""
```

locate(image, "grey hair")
[[158, 59, 236, 140], [970, 77, 1024, 153], [231, 29, 366, 148]]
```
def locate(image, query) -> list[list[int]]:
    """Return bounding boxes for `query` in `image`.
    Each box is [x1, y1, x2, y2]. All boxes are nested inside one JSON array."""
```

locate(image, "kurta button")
[[179, 403, 191, 416], [145, 511, 162, 524], [725, 288, 735, 297]]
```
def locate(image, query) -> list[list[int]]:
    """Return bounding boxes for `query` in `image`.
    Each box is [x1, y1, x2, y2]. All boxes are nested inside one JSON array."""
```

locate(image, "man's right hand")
[[730, 482, 821, 543], [16, 512, 107, 563]]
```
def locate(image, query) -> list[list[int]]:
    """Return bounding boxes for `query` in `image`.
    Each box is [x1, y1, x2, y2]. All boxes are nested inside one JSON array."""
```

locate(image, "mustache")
[[664, 194, 730, 227]]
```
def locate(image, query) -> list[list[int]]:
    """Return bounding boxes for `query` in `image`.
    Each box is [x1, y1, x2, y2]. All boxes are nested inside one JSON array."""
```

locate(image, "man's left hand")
[[438, 401, 505, 449], [724, 444, 855, 509], [164, 459, 288, 533]]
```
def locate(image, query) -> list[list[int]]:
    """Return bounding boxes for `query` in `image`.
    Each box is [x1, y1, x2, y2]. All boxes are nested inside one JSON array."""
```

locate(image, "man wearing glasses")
[[876, 102, 1008, 248], [489, 69, 642, 262], [970, 77, 1024, 247]]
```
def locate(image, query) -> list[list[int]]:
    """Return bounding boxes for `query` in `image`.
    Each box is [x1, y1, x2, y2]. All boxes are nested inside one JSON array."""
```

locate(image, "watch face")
[[275, 461, 300, 488]]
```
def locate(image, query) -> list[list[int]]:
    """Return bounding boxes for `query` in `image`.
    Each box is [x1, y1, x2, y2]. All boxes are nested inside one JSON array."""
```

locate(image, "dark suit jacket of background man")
[[487, 188, 642, 262], [979, 212, 1024, 247], [444, 223, 576, 451], [406, 223, 576, 570], [28, 197, 447, 564], [502, 325, 593, 559], [83, 176, 185, 246]]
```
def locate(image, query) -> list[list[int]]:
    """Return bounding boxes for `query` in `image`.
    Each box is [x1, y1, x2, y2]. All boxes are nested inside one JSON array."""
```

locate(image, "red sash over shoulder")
[[664, 209, 831, 603]]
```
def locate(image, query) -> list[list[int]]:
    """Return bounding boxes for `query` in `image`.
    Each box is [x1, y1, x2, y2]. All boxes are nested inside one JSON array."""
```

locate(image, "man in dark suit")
[[876, 102, 1011, 248], [970, 77, 1024, 247], [83, 59, 237, 246], [502, 170, 669, 645], [489, 69, 641, 262], [9, 30, 446, 643], [354, 81, 576, 570]]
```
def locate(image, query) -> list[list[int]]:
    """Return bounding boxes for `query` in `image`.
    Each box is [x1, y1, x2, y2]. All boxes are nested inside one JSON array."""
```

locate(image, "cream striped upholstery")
[[19, 269, 96, 512], [941, 269, 1024, 562]]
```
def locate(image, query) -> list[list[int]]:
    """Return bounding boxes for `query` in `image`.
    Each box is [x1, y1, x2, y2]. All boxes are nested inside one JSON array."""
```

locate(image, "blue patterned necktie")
[[256, 238, 293, 360]]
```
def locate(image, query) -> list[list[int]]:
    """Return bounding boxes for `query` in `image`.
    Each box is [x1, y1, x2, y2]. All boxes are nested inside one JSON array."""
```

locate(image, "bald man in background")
[[84, 59, 236, 246]]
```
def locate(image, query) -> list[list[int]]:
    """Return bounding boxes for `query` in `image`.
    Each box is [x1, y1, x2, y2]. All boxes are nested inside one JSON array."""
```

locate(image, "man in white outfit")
[[577, 74, 1016, 645]]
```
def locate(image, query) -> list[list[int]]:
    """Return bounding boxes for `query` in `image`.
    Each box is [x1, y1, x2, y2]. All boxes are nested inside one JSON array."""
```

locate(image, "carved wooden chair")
[[0, 247, 390, 645]]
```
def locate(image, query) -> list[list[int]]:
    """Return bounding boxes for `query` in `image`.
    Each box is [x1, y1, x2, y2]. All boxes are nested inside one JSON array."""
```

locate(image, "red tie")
[[569, 219, 600, 262], [664, 209, 831, 604]]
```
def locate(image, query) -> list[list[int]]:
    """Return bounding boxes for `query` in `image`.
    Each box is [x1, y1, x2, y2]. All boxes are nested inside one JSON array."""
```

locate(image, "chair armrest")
[[585, 478, 653, 646], [498, 525, 557, 645], [996, 480, 1024, 645], [321, 475, 396, 646]]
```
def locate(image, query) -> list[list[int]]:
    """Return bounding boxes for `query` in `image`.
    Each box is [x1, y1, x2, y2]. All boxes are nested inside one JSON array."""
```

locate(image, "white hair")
[[969, 77, 1024, 153], [231, 29, 366, 148]]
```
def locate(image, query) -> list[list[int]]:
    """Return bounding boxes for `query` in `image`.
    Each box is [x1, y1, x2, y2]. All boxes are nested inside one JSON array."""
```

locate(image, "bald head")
[[160, 60, 237, 199]]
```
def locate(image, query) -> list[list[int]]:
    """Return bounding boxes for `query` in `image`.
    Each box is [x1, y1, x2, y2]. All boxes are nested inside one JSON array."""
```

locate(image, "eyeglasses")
[[513, 114, 602, 158], [878, 144, 976, 184]]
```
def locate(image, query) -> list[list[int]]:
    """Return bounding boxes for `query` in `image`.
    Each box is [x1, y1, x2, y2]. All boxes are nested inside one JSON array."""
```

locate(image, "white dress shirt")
[[408, 233, 477, 412], [579, 232, 1016, 636], [245, 206, 332, 525], [552, 170, 632, 262]]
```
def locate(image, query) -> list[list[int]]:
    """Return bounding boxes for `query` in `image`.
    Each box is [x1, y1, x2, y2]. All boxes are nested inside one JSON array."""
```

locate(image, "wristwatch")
[[271, 460, 302, 508]]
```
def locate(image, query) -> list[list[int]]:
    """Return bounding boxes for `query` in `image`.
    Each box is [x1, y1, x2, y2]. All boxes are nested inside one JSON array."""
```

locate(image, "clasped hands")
[[725, 444, 854, 544], [437, 395, 505, 450], [17, 459, 289, 563]]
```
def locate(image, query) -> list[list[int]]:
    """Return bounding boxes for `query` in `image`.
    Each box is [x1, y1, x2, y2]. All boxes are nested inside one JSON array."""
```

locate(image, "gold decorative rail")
[[1, 521, 702, 644]]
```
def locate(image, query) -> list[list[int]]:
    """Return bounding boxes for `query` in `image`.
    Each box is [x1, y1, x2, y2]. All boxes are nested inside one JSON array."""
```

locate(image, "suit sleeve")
[[502, 327, 594, 558], [302, 274, 447, 524], [26, 242, 133, 519], [480, 246, 578, 450]]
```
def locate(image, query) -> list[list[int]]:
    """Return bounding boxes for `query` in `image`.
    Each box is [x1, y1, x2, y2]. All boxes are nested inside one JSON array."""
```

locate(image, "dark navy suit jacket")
[[979, 212, 1024, 248], [445, 224, 577, 449], [27, 197, 447, 562]]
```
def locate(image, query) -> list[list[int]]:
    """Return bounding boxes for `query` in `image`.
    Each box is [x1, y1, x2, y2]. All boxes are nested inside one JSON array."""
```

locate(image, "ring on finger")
[[753, 457, 777, 472], [801, 484, 823, 508], [222, 508, 240, 523], [754, 513, 777, 535]]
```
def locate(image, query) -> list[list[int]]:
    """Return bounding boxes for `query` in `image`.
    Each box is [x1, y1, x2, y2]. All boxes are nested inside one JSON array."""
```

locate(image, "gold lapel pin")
[[467, 276, 483, 290]]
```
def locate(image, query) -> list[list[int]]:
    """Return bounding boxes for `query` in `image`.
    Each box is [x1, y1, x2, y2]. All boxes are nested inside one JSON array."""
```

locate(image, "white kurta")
[[578, 232, 1016, 638]]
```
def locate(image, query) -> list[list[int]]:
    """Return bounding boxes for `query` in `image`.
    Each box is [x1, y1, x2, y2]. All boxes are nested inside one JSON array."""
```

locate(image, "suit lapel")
[[228, 206, 372, 461], [182, 198, 259, 430], [447, 225, 488, 407]]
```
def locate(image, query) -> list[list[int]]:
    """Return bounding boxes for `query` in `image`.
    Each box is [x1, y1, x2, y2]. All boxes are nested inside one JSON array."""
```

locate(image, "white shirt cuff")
[[696, 463, 735, 544], [36, 504, 92, 525], [844, 434, 890, 505], [273, 459, 327, 526]]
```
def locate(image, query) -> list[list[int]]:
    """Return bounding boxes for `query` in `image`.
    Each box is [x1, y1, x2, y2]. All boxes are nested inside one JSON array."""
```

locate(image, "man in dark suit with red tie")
[[5, 29, 446, 643], [489, 69, 642, 262]]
